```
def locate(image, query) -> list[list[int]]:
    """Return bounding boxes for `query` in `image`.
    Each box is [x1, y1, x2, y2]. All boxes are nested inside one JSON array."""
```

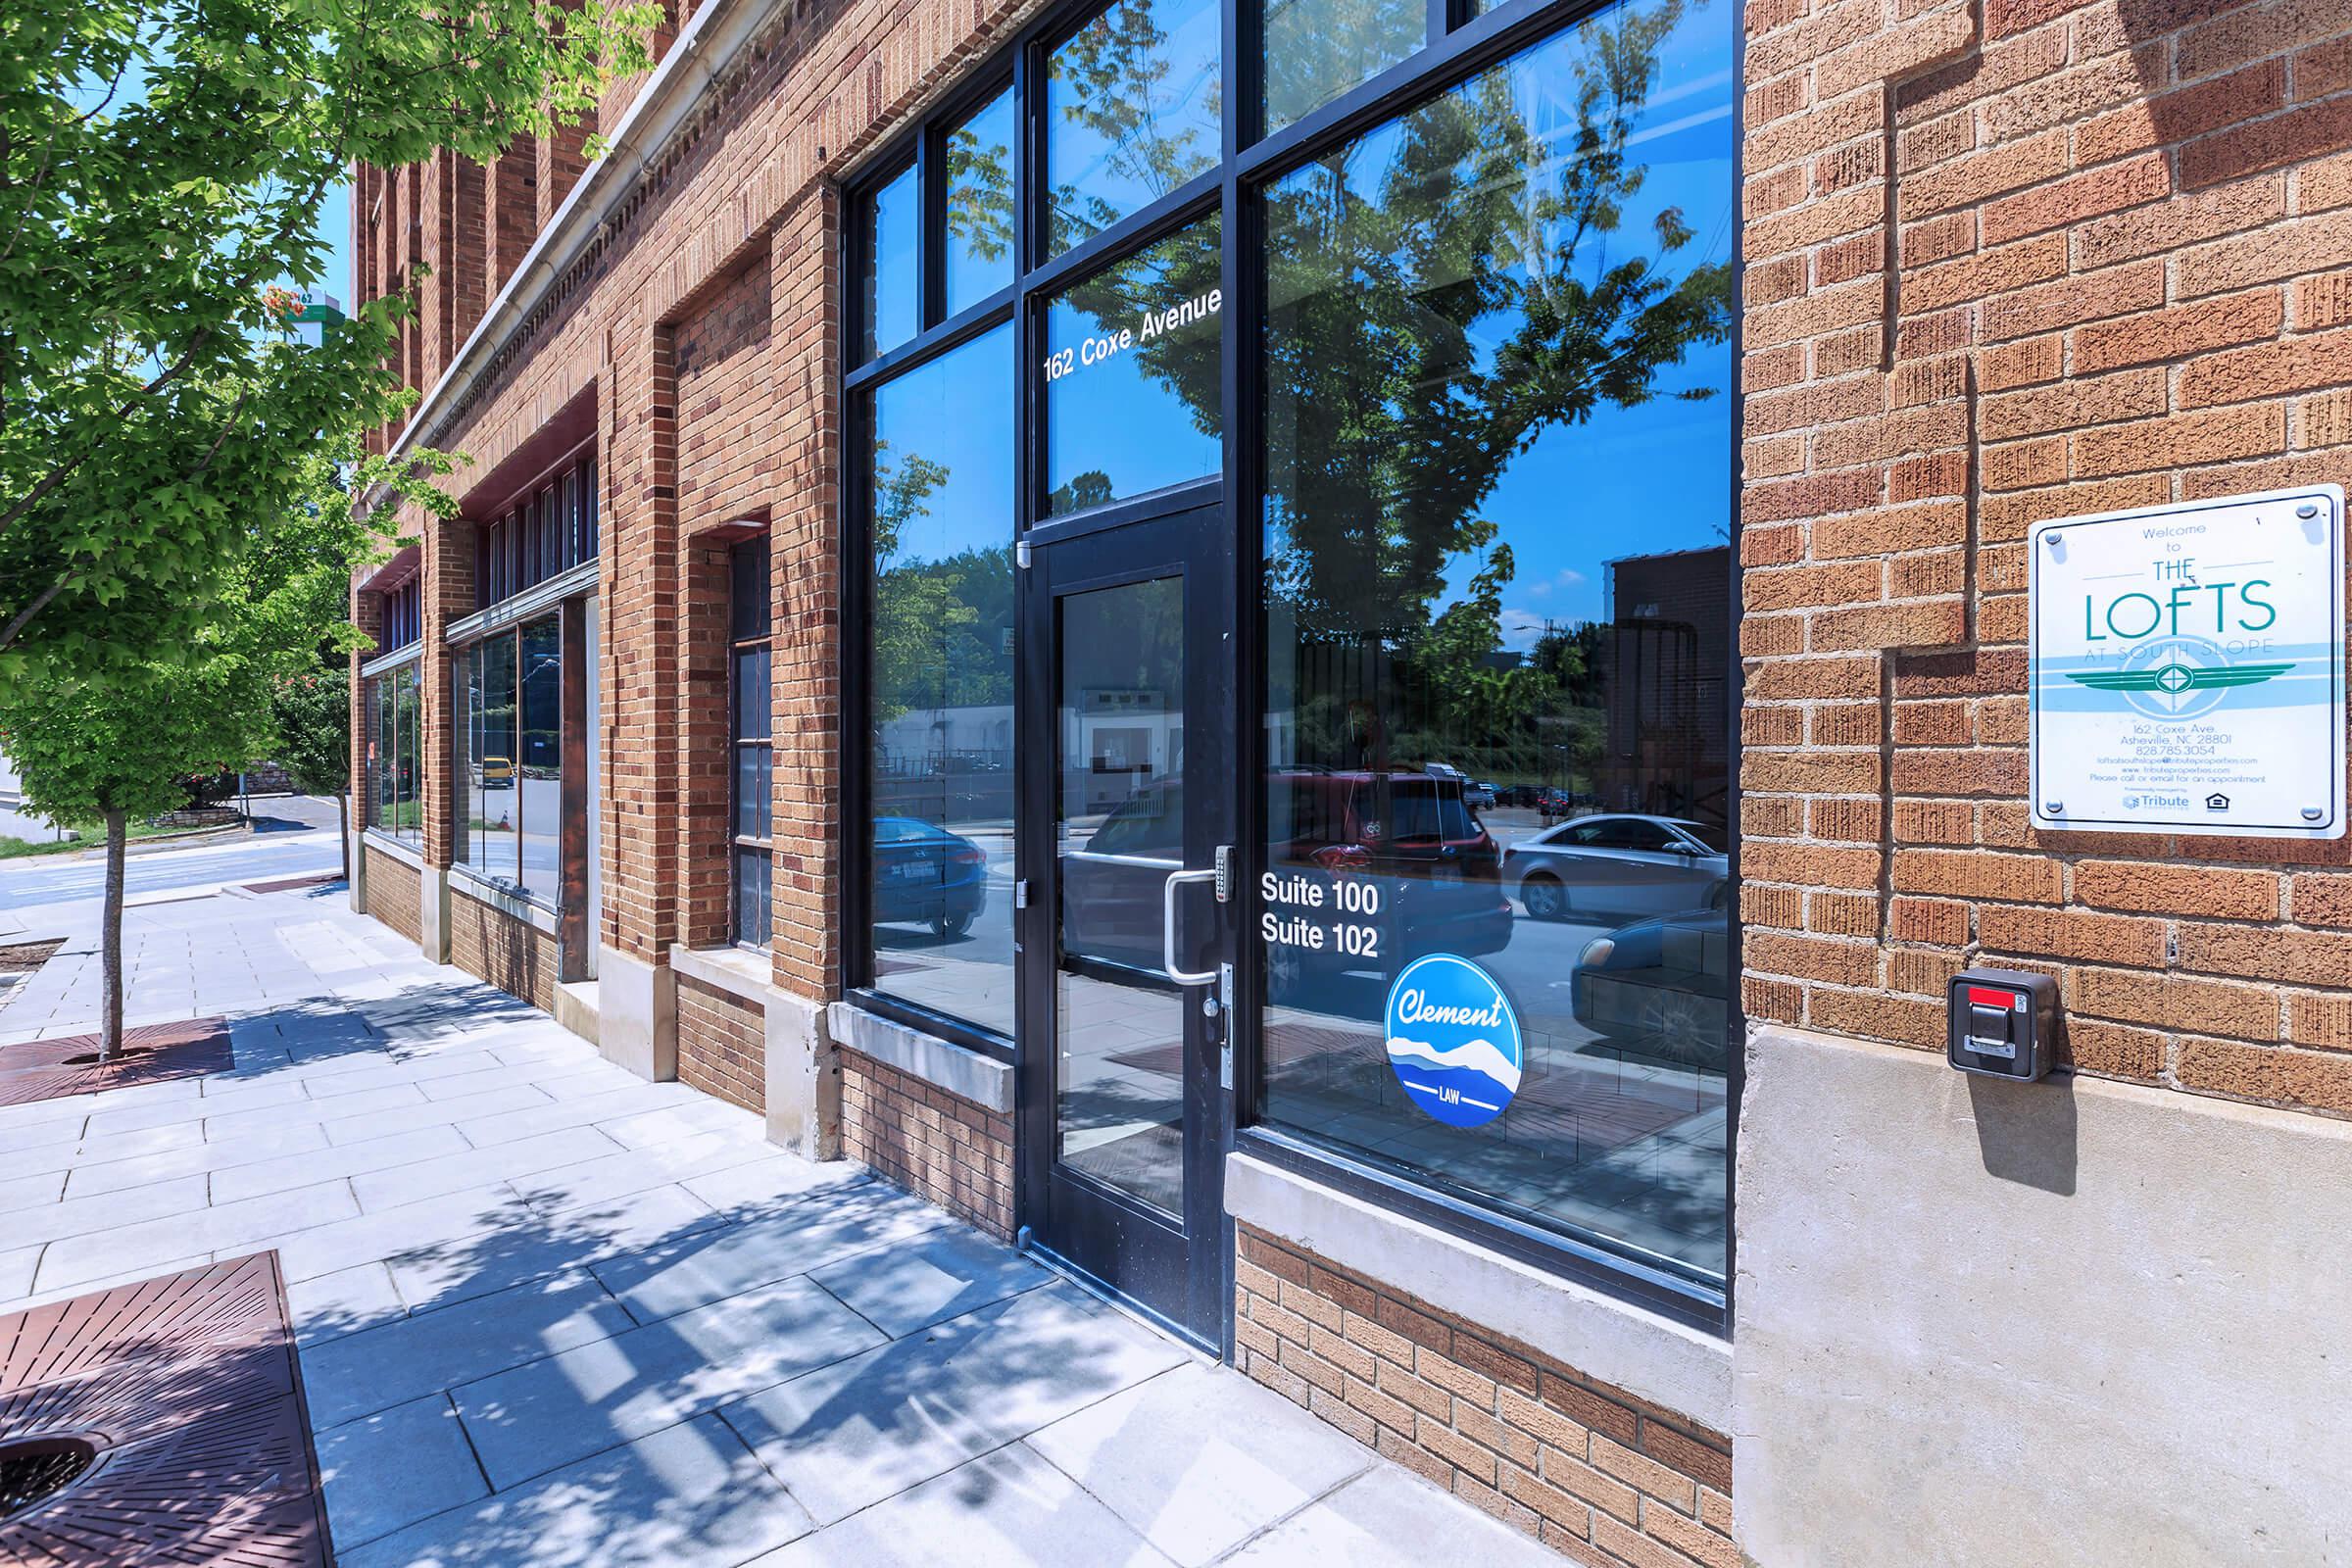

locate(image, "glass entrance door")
[[1018, 500, 1230, 1345]]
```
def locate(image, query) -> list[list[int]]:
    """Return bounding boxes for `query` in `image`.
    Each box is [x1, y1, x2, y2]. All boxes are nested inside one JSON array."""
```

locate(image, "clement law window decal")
[[1384, 955, 1523, 1129]]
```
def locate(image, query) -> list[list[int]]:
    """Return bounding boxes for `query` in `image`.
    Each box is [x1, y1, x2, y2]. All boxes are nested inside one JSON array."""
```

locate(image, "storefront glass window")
[[518, 616, 563, 902], [945, 87, 1017, 317], [860, 160, 921, 361], [1045, 0, 1220, 256], [458, 617, 564, 905], [1042, 214, 1223, 516], [1261, 0, 1424, 132], [366, 665, 423, 846], [1256, 0, 1737, 1282], [865, 322, 1017, 1034]]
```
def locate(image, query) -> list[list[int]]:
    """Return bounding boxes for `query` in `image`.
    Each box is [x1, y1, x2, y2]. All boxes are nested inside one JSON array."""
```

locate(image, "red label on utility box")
[[1965, 986, 2027, 1012]]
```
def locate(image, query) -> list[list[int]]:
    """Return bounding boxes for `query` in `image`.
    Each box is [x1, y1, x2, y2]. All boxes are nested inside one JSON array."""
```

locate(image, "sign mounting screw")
[[2297, 503, 2321, 518], [2043, 800, 2064, 814], [2303, 807, 2326, 821]]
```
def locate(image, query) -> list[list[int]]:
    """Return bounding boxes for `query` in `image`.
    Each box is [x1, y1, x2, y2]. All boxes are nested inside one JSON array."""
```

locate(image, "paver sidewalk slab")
[[338, 1411, 814, 1568], [1219, 1468, 1565, 1567], [588, 1185, 939, 1325], [717, 1283, 1188, 1528], [452, 1273, 887, 1490], [1024, 1361, 1376, 1566], [383, 1181, 724, 1310], [317, 1394, 491, 1549], [301, 1269, 637, 1430], [744, 1440, 1172, 1568], [805, 1224, 1055, 1338]]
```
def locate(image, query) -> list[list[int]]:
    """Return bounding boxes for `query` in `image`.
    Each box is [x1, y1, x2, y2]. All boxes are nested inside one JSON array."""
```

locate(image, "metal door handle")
[[1162, 867, 1218, 985]]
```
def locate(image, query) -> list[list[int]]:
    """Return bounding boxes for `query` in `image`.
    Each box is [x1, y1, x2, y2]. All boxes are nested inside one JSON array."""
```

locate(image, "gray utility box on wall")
[[1947, 968, 2061, 1082]]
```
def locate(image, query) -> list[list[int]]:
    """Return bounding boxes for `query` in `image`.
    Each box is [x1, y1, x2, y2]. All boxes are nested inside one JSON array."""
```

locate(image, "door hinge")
[[1015, 539, 1033, 568], [1014, 878, 1031, 909]]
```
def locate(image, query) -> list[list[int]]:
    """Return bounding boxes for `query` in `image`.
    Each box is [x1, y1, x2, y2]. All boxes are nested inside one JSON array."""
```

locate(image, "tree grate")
[[0, 1439, 95, 1519]]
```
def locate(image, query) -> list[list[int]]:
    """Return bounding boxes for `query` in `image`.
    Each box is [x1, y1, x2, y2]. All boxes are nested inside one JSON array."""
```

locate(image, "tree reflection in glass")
[[1042, 214, 1223, 516], [866, 324, 1019, 1036], [1261, 0, 1424, 133], [944, 87, 1015, 317], [1046, 0, 1220, 255], [1256, 0, 1739, 1282]]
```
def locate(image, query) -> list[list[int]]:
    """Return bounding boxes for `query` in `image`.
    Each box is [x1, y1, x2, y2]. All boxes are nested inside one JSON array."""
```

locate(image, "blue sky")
[[72, 55, 352, 306]]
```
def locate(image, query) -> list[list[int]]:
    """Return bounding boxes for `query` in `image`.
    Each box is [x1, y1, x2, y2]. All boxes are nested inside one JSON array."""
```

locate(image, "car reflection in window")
[[1263, 770, 1512, 1001], [1501, 812, 1728, 923], [871, 816, 990, 940], [1569, 881, 1730, 1071]]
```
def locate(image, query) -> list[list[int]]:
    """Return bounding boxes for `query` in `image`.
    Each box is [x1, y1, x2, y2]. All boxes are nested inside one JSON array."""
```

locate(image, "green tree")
[[272, 662, 352, 880], [0, 447, 379, 1056], [0, 0, 656, 695]]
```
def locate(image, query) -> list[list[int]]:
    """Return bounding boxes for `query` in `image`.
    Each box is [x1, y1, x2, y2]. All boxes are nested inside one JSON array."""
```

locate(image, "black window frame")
[[839, 0, 1745, 1333]]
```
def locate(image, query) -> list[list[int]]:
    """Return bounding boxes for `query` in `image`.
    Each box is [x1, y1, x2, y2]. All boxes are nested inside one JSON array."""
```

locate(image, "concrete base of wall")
[[554, 978, 601, 1048], [1736, 1025, 2352, 1567], [597, 947, 675, 1083], [764, 989, 839, 1160], [347, 822, 368, 914], [418, 865, 451, 964]]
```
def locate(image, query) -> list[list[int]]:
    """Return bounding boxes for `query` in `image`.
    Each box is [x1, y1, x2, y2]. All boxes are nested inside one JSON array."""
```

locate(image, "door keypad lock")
[[1947, 967, 2059, 1081]]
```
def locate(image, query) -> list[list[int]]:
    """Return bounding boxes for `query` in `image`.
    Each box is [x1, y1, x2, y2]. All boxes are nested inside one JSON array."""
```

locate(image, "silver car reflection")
[[1501, 813, 1727, 922]]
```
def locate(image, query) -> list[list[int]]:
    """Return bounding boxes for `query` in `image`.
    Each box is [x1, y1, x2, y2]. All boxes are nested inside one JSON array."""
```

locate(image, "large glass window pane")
[[1045, 0, 1220, 255], [734, 846, 771, 950], [458, 648, 480, 866], [519, 619, 564, 900], [478, 636, 519, 881], [1256, 0, 1736, 1284], [860, 161, 921, 362], [1055, 576, 1187, 1212], [1262, 0, 1424, 132], [392, 666, 421, 846], [944, 87, 1016, 317], [866, 322, 1016, 1034], [1042, 215, 1222, 516]]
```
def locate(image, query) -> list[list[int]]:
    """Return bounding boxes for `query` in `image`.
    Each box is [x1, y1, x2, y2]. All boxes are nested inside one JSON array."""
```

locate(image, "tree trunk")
[[335, 790, 350, 884], [101, 807, 126, 1062]]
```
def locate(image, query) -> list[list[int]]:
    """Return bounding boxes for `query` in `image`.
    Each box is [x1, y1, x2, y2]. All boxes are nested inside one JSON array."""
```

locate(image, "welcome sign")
[[2030, 485, 2345, 839]]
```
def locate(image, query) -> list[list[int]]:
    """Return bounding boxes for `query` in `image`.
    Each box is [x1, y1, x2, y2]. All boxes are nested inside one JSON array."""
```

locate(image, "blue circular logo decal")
[[1384, 955, 1523, 1129]]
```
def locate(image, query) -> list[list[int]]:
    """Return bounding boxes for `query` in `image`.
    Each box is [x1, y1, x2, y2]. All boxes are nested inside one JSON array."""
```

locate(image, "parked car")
[[1568, 888, 1730, 1070], [480, 755, 514, 788], [1536, 787, 1575, 820], [1464, 780, 1497, 809], [870, 816, 990, 939], [1502, 813, 1727, 922]]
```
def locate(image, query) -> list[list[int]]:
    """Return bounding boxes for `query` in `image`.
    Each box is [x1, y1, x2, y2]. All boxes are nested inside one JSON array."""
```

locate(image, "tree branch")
[[0, 569, 77, 656]]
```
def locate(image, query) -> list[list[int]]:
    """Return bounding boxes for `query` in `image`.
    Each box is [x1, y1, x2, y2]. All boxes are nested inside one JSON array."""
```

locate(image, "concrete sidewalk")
[[0, 882, 1558, 1567]]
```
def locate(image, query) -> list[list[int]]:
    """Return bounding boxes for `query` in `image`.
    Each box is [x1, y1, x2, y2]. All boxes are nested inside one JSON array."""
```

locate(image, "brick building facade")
[[344, 0, 2352, 1559]]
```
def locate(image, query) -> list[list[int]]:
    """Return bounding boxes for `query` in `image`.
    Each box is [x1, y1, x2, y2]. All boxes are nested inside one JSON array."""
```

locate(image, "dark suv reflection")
[[871, 816, 990, 939], [1568, 883, 1730, 1069]]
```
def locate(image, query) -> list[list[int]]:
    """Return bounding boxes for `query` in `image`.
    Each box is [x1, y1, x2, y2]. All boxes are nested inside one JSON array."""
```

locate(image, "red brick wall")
[[352, 0, 1051, 1015], [677, 974, 766, 1111], [367, 847, 422, 945], [1235, 1226, 1734, 1568], [449, 890, 561, 1012], [839, 1050, 1012, 1238], [1740, 0, 2352, 1114]]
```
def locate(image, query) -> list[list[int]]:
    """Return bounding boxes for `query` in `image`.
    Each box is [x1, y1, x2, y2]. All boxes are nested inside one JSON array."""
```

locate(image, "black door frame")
[[1015, 487, 1235, 1349]]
